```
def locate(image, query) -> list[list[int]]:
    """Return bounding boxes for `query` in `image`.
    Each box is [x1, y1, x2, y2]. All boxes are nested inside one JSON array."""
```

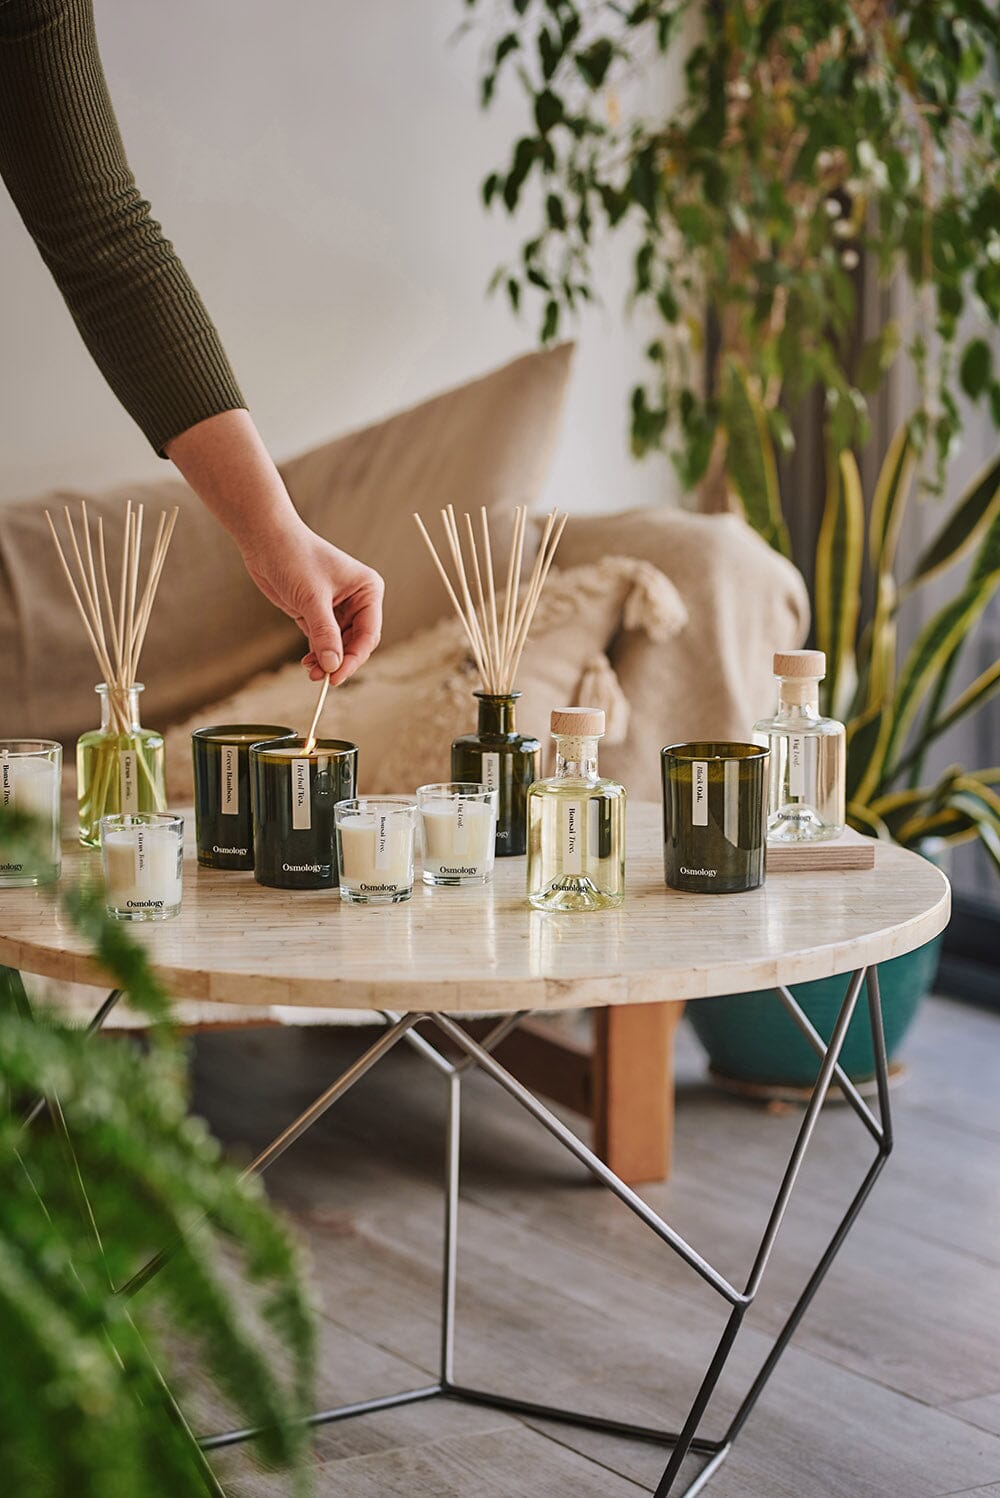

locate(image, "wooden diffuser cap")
[[773, 649, 826, 679], [551, 707, 605, 736]]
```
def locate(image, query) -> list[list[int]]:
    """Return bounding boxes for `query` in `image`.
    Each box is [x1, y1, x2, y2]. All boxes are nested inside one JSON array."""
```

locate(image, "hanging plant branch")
[[466, 0, 1000, 507]]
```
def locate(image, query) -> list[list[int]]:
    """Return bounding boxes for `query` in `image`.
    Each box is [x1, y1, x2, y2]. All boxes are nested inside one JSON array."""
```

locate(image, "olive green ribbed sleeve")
[[0, 0, 246, 453]]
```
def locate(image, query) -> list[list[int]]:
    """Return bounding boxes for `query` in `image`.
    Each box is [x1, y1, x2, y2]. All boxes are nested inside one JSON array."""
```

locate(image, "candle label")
[[481, 752, 500, 793], [119, 750, 138, 812], [455, 797, 468, 856], [375, 812, 390, 869], [723, 758, 740, 847], [562, 799, 583, 875], [1, 757, 13, 808], [291, 759, 311, 830], [221, 746, 239, 816], [789, 735, 805, 797], [692, 762, 708, 827], [787, 735, 818, 804], [134, 823, 146, 886]]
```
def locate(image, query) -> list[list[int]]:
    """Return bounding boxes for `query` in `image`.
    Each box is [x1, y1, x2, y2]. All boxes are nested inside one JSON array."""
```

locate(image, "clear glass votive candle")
[[335, 799, 416, 904], [417, 782, 497, 886], [661, 742, 769, 894], [100, 813, 184, 921], [192, 724, 293, 870], [0, 739, 62, 886], [250, 736, 358, 890]]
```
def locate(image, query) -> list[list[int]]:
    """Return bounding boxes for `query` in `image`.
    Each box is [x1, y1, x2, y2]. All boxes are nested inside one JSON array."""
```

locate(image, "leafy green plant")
[[737, 387, 1000, 868], [0, 811, 315, 1497], [467, 0, 1000, 498]]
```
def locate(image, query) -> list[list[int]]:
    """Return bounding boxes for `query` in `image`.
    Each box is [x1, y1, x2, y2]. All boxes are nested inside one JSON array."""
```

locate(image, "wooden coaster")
[[767, 827, 877, 872]]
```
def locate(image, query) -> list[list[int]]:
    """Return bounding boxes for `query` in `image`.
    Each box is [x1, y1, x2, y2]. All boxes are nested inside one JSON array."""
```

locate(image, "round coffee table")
[[0, 802, 950, 1498]]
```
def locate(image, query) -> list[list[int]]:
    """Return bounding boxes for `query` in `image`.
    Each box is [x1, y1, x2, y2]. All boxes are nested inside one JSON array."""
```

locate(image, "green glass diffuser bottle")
[[452, 691, 540, 857], [527, 707, 626, 911], [77, 683, 166, 847], [415, 501, 568, 860]]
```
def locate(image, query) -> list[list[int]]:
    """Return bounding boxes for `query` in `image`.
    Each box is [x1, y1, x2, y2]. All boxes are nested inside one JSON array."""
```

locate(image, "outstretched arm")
[[0, 0, 382, 681], [166, 412, 383, 683]]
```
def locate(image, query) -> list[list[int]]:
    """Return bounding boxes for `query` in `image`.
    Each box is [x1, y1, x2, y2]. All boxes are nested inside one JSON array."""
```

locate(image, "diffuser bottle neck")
[[98, 682, 143, 733], [476, 692, 519, 737], [553, 733, 601, 781], [775, 677, 821, 719]]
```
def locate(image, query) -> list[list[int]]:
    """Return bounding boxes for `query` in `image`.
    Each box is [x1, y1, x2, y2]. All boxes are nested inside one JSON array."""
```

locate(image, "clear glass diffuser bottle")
[[752, 650, 845, 842], [526, 707, 626, 911], [77, 683, 166, 847], [452, 691, 540, 857]]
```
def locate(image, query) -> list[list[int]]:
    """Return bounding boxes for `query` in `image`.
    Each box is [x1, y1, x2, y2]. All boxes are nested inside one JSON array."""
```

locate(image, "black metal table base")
[[15, 963, 893, 1497]]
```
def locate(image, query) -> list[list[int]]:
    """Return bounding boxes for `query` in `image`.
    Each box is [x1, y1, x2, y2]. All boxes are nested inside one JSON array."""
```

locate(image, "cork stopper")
[[773, 650, 826, 680], [551, 706, 605, 737]]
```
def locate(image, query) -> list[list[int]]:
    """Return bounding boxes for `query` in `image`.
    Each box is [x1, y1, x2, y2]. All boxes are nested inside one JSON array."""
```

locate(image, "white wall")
[[0, 0, 678, 513]]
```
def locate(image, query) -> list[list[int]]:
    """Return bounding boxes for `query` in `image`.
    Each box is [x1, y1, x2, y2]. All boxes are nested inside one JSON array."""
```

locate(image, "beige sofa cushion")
[[166, 556, 687, 800], [553, 509, 811, 800], [1, 345, 573, 748]]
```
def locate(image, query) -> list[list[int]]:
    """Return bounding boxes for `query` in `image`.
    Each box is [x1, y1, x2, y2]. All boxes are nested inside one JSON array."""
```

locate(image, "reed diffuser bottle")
[[415, 502, 567, 859], [452, 692, 540, 856], [46, 499, 177, 846], [78, 684, 166, 848], [752, 650, 846, 842], [527, 707, 626, 911]]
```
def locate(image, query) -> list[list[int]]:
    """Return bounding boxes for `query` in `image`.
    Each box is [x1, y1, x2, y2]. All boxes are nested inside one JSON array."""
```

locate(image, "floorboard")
[[179, 994, 1000, 1498]]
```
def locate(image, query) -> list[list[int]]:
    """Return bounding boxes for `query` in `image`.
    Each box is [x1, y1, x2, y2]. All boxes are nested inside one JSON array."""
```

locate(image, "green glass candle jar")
[[661, 741, 769, 894], [451, 691, 540, 857], [192, 724, 293, 870], [250, 736, 358, 890]]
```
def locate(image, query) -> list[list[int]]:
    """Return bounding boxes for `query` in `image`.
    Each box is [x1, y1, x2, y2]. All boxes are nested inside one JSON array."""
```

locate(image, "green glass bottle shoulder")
[[451, 691, 541, 857]]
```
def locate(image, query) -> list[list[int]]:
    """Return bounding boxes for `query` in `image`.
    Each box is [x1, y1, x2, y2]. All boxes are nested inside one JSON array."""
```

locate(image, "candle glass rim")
[[0, 739, 62, 757], [334, 797, 417, 823], [100, 812, 184, 833], [250, 736, 358, 759], [416, 782, 496, 802], [193, 723, 295, 745], [661, 741, 770, 764]]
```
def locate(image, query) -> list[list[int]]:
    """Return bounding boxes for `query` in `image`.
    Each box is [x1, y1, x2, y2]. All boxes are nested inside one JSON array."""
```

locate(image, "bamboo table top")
[[0, 803, 949, 1013]]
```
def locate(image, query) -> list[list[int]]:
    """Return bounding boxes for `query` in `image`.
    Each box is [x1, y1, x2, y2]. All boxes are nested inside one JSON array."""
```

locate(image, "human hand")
[[241, 520, 384, 686]]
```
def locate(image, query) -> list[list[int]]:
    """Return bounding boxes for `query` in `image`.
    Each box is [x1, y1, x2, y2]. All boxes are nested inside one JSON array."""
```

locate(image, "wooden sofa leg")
[[593, 1002, 683, 1186]]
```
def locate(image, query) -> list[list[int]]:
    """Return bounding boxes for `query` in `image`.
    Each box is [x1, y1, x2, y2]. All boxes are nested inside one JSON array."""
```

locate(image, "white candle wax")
[[103, 824, 182, 917], [420, 799, 495, 881], [338, 812, 413, 899], [1, 752, 60, 882]]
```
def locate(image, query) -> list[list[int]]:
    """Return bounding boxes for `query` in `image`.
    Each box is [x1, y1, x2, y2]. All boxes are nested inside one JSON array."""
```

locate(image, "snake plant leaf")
[[845, 698, 892, 805], [720, 357, 792, 559], [868, 421, 915, 575], [900, 449, 1000, 597], [893, 655, 1000, 779], [882, 559, 1000, 777], [846, 801, 891, 839], [903, 778, 1000, 873], [816, 448, 864, 721]]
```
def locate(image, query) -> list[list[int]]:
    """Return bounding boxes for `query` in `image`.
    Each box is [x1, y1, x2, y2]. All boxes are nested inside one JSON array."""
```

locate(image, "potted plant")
[[686, 390, 1000, 1086], [0, 811, 315, 1495], [466, 0, 1000, 506], [466, 0, 1000, 1084]]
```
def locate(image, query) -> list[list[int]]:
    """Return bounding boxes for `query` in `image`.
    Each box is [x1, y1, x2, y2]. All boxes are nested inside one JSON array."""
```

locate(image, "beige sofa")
[[1, 346, 809, 1181]]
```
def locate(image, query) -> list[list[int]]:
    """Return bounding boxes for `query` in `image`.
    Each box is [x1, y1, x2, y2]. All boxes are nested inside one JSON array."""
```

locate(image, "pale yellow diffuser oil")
[[527, 707, 626, 912]]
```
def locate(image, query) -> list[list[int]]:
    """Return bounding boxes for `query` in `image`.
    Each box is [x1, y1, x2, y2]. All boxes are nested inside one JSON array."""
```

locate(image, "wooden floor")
[[184, 995, 1000, 1498]]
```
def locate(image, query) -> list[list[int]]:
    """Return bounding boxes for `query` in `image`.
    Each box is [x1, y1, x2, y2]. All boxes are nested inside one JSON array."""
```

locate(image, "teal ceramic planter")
[[687, 936, 943, 1086]]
